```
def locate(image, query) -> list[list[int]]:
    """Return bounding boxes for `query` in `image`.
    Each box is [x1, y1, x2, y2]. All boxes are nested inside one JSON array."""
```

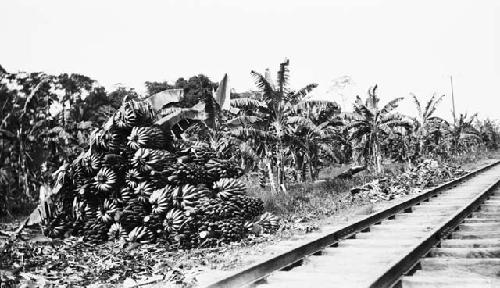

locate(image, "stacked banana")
[[41, 100, 279, 248]]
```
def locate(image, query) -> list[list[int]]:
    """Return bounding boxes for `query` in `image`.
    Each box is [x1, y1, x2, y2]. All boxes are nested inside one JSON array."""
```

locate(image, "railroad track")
[[203, 160, 500, 288]]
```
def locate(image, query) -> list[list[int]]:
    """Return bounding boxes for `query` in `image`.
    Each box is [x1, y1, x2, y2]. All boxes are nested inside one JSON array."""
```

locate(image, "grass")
[[245, 164, 387, 219], [244, 151, 500, 220]]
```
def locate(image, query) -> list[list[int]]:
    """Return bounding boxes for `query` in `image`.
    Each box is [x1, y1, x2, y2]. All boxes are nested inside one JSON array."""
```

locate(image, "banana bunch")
[[213, 178, 246, 200], [149, 187, 171, 214], [75, 151, 102, 175], [229, 195, 264, 219], [94, 167, 116, 193], [114, 100, 155, 129], [127, 126, 166, 150], [108, 222, 128, 241], [175, 215, 203, 249], [172, 184, 209, 210], [102, 153, 127, 172], [120, 199, 149, 230], [204, 159, 227, 180], [218, 218, 245, 243], [41, 209, 69, 238], [82, 218, 109, 243], [127, 226, 154, 244], [134, 181, 154, 202], [195, 198, 242, 221], [182, 163, 209, 185], [130, 148, 162, 172], [130, 148, 175, 174], [95, 199, 116, 223], [255, 212, 280, 233], [116, 187, 133, 204], [196, 216, 245, 245], [125, 168, 142, 188], [158, 162, 206, 185], [103, 129, 126, 153], [205, 159, 244, 181], [163, 209, 185, 234]]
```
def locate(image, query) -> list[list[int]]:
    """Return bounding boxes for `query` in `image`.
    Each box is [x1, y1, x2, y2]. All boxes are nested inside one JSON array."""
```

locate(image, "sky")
[[1, 0, 499, 121]]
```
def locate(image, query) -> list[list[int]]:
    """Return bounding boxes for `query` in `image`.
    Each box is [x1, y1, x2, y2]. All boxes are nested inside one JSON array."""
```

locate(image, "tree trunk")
[[266, 157, 277, 193], [419, 138, 424, 157], [373, 140, 383, 174], [276, 152, 282, 191], [259, 164, 267, 188], [294, 153, 304, 182]]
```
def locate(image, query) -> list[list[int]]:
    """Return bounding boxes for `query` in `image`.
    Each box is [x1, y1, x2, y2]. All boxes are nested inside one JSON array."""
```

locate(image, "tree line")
[[1, 60, 498, 214]]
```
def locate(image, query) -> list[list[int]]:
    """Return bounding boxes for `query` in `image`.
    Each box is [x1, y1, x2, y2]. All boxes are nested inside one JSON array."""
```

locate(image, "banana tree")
[[346, 85, 410, 173], [228, 59, 318, 192], [0, 73, 54, 211], [476, 119, 500, 150], [409, 93, 445, 156], [449, 113, 482, 155], [284, 111, 346, 181]]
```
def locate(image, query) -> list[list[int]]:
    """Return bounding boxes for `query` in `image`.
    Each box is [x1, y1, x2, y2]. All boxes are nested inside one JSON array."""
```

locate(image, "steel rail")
[[203, 160, 500, 288], [376, 167, 500, 288]]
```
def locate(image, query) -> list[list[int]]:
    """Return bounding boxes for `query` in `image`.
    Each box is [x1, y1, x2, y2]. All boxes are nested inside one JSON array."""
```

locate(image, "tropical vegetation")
[[1, 60, 499, 219]]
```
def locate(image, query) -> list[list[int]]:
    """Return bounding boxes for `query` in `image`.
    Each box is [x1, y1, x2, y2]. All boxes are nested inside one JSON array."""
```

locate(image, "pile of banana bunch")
[[41, 100, 280, 248]]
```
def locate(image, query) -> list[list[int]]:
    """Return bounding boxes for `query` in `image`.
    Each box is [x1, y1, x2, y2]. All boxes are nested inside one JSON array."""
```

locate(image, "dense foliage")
[[0, 71, 138, 215], [1, 60, 500, 217]]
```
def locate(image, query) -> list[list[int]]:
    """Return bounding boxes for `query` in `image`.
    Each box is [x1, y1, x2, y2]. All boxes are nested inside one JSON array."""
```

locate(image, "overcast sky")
[[1, 0, 499, 121]]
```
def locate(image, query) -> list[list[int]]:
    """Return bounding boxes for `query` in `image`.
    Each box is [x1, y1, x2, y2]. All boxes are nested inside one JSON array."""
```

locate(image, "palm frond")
[[343, 112, 365, 122], [410, 93, 422, 117], [287, 116, 323, 135], [295, 83, 318, 98], [350, 126, 370, 141], [379, 97, 404, 115], [459, 132, 482, 141], [230, 98, 266, 109], [19, 77, 49, 120], [155, 101, 207, 129], [380, 119, 413, 133], [380, 112, 405, 123], [276, 59, 290, 92], [227, 116, 262, 126], [366, 85, 379, 109], [229, 127, 276, 141], [423, 94, 444, 120], [427, 116, 448, 124], [353, 104, 374, 121], [251, 71, 275, 96], [346, 120, 369, 131]]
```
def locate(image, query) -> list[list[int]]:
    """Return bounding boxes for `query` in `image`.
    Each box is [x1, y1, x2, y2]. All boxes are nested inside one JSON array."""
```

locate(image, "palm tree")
[[449, 113, 481, 155], [346, 85, 410, 173], [285, 108, 346, 181], [476, 119, 500, 150], [409, 93, 444, 156], [229, 59, 318, 192]]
